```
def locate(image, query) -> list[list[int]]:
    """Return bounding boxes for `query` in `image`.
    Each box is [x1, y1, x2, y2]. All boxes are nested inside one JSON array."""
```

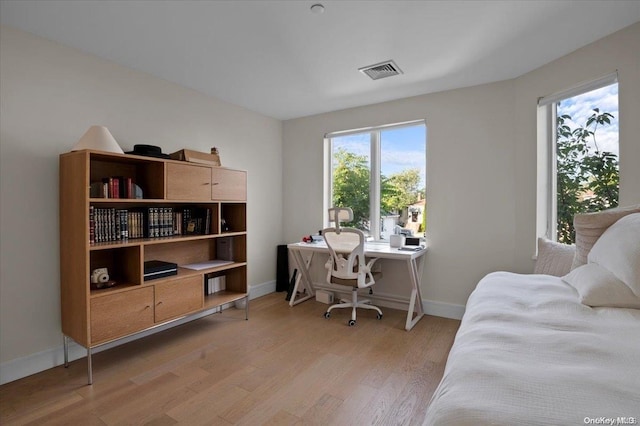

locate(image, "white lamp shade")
[[72, 126, 124, 154]]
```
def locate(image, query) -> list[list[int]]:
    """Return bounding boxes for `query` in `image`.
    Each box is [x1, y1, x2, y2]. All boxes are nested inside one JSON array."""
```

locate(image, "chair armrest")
[[365, 257, 380, 272]]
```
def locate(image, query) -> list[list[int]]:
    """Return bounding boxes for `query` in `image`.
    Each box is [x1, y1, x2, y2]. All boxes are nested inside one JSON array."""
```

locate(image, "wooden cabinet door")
[[90, 287, 154, 345], [211, 168, 246, 201], [166, 163, 211, 200], [154, 276, 203, 323]]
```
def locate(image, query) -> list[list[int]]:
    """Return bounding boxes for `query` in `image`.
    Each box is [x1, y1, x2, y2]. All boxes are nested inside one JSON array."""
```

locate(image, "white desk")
[[287, 241, 428, 331]]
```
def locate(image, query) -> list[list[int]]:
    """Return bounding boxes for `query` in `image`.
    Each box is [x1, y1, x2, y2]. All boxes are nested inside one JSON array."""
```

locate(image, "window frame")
[[536, 72, 619, 242], [324, 119, 426, 240]]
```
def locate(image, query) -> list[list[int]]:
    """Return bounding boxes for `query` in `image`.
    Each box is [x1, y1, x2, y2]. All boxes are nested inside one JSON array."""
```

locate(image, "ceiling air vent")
[[359, 60, 403, 80]]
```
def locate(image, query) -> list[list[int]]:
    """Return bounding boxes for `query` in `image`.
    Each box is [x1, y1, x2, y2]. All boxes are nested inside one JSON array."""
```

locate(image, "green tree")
[[382, 169, 421, 215], [332, 148, 370, 229], [556, 108, 618, 244], [332, 149, 425, 231]]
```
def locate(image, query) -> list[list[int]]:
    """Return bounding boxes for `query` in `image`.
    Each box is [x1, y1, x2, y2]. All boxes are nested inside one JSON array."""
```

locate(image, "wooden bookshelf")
[[59, 149, 248, 384]]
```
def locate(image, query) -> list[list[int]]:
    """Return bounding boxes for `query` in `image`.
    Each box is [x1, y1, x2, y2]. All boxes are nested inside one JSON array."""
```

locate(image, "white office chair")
[[322, 207, 382, 326]]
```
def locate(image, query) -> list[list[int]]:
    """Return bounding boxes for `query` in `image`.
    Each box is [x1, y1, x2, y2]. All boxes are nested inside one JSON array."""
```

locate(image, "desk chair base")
[[323, 288, 383, 326]]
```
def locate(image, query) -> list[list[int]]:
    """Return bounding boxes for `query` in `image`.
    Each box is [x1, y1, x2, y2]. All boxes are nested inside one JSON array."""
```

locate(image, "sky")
[[557, 83, 619, 155]]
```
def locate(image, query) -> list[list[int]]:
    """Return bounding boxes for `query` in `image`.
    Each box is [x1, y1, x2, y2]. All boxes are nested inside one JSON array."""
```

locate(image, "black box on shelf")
[[143, 260, 178, 281], [216, 237, 234, 261]]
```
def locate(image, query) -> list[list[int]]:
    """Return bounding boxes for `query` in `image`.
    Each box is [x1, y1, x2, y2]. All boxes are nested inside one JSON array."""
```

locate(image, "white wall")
[[0, 26, 283, 371], [283, 22, 640, 310]]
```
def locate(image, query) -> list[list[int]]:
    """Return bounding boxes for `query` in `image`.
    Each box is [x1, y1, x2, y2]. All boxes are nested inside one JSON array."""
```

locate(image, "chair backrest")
[[322, 226, 369, 287], [328, 207, 353, 233]]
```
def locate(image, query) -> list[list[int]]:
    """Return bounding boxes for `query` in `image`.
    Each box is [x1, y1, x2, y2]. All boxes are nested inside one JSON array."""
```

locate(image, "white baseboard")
[[250, 279, 276, 299], [0, 280, 275, 385], [422, 299, 465, 320]]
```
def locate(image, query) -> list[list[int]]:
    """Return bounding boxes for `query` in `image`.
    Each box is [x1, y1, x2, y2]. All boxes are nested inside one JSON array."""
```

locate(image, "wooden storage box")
[[170, 149, 221, 166]]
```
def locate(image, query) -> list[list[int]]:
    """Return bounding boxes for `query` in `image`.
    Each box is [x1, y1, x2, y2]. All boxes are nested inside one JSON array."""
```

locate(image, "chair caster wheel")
[[376, 313, 383, 320], [348, 319, 356, 326], [324, 312, 331, 319]]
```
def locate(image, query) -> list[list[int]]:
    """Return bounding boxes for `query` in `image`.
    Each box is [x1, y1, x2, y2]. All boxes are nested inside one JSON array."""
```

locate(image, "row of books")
[[90, 176, 139, 199], [205, 275, 226, 295], [89, 206, 216, 244]]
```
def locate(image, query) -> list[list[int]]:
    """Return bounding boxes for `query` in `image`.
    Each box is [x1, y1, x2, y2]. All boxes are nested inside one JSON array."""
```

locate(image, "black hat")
[[126, 144, 170, 159]]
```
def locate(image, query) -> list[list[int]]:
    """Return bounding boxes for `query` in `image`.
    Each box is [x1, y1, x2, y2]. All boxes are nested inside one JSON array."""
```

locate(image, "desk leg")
[[288, 250, 315, 306], [405, 255, 426, 331]]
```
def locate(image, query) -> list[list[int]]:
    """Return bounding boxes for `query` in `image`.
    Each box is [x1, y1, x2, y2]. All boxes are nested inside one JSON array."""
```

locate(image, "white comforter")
[[424, 272, 640, 426]]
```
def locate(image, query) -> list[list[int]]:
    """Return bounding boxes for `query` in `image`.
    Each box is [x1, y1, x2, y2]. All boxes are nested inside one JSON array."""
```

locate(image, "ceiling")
[[1, 1, 639, 120]]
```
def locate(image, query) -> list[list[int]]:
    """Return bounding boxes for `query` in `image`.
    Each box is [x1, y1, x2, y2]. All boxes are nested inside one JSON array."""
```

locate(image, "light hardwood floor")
[[0, 292, 460, 425]]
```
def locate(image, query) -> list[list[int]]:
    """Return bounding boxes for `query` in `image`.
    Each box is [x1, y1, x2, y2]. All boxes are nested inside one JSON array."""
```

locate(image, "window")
[[537, 73, 619, 244], [325, 120, 427, 240]]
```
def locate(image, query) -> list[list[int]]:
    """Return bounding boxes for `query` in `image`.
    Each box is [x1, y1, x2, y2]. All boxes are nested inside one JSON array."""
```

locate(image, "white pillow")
[[534, 238, 575, 277], [563, 263, 640, 309], [571, 204, 640, 269], [588, 213, 640, 296]]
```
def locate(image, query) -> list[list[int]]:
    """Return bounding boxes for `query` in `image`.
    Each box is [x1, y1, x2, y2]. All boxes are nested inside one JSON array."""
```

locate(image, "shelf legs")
[[63, 335, 93, 385], [63, 335, 69, 368], [87, 347, 93, 385]]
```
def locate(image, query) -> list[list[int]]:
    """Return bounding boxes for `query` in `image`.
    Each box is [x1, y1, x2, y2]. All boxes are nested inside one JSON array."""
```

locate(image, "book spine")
[[108, 208, 112, 241], [136, 211, 140, 238], [133, 210, 138, 239], [95, 208, 104, 243], [96, 208, 102, 243], [156, 207, 162, 237], [126, 177, 132, 199], [174, 211, 182, 235], [119, 209, 128, 239], [108, 177, 114, 198], [170, 207, 175, 236], [102, 179, 109, 199], [89, 206, 95, 244], [165, 207, 171, 237], [153, 207, 158, 238], [162, 207, 168, 237], [134, 211, 139, 238], [98, 208, 104, 242], [183, 208, 191, 235], [114, 208, 120, 241], [145, 207, 151, 238], [154, 207, 160, 238], [130, 210, 136, 239], [106, 208, 111, 241]]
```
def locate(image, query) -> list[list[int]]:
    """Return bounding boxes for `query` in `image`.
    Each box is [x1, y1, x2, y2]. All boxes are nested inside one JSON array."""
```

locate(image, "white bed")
[[424, 272, 640, 425], [425, 210, 640, 426]]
